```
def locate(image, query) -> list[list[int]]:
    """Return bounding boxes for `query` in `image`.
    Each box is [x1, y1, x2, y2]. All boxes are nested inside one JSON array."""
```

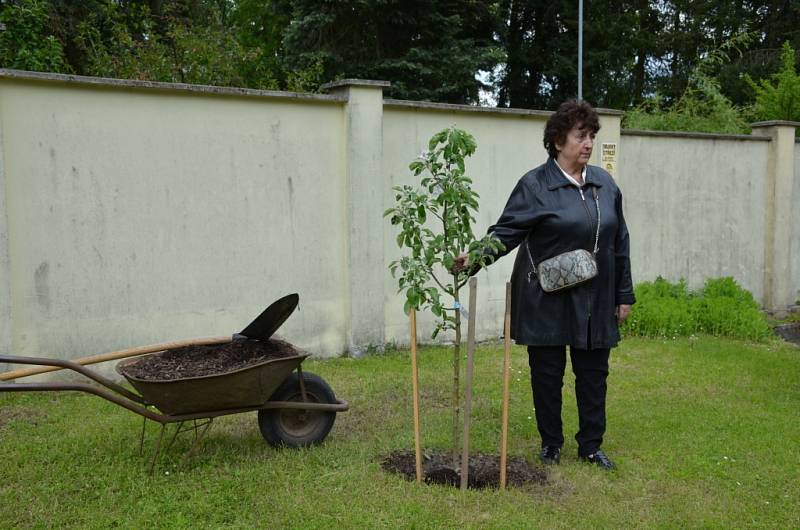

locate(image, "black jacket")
[[485, 158, 635, 349]]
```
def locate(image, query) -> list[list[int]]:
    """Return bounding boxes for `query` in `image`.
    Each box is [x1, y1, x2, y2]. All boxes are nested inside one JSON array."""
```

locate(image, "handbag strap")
[[591, 187, 600, 254], [524, 185, 600, 282]]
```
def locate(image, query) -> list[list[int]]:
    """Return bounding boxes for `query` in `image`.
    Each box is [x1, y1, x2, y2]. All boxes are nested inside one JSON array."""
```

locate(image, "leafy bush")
[[621, 278, 697, 338], [75, 3, 265, 88], [700, 277, 760, 309], [621, 277, 773, 341], [0, 0, 66, 73], [623, 86, 748, 134]]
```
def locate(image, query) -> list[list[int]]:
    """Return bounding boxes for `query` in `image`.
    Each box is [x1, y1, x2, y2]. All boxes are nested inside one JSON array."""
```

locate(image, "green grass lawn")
[[1, 337, 799, 529]]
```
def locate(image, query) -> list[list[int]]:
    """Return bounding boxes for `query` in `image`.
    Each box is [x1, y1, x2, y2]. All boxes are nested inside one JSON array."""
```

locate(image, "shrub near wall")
[[621, 277, 773, 341]]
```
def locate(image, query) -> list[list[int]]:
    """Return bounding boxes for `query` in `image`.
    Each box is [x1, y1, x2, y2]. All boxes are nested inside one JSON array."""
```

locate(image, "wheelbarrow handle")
[[0, 380, 168, 423], [0, 354, 147, 404], [0, 336, 232, 381]]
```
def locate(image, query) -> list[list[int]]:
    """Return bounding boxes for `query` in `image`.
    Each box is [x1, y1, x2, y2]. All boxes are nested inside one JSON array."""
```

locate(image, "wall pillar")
[[321, 79, 389, 352], [0, 106, 11, 371], [592, 109, 623, 180], [751, 121, 800, 314]]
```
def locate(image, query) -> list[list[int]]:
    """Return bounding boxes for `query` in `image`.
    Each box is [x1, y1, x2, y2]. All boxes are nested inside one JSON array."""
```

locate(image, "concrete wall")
[[618, 131, 770, 300], [0, 70, 797, 377], [0, 72, 350, 376], [794, 140, 800, 306]]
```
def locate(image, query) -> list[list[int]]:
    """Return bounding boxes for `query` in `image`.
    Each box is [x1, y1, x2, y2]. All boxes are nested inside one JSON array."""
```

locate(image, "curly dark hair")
[[543, 100, 601, 159]]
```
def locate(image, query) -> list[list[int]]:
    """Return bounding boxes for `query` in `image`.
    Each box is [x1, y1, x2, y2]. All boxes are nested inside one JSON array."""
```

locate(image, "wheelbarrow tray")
[[116, 352, 309, 416]]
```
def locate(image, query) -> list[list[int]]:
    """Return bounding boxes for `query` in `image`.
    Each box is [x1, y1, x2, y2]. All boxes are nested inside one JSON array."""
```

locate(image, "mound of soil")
[[381, 450, 547, 489], [122, 338, 300, 380]]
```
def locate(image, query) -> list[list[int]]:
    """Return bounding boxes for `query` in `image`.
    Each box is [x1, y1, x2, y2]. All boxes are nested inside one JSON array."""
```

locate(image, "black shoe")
[[539, 445, 561, 465], [580, 449, 616, 470]]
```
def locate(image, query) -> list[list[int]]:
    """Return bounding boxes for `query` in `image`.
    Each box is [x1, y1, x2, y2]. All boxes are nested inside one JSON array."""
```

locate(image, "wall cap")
[[1, 70, 626, 118], [749, 120, 800, 128], [622, 128, 771, 141], [384, 98, 624, 118], [0, 68, 347, 103], [384, 98, 549, 117], [320, 79, 391, 91], [593, 107, 625, 116]]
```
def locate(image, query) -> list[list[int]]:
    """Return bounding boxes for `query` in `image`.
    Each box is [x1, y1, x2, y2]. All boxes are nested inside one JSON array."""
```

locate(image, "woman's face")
[[556, 124, 595, 167]]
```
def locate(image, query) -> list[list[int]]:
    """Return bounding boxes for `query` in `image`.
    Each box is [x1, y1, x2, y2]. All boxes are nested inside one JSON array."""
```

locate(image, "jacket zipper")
[[577, 187, 595, 319]]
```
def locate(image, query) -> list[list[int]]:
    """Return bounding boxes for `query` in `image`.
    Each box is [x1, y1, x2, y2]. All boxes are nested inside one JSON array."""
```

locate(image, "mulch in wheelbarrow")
[[123, 338, 299, 380], [382, 450, 547, 489]]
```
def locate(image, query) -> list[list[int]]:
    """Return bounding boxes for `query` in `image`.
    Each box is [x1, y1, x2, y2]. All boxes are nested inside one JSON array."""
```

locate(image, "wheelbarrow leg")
[[297, 365, 308, 402], [165, 421, 185, 451], [149, 423, 167, 476], [181, 419, 213, 465], [139, 417, 148, 456]]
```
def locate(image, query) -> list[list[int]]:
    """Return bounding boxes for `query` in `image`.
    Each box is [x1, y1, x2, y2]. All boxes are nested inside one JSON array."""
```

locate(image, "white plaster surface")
[[0, 79, 348, 377], [618, 134, 769, 301]]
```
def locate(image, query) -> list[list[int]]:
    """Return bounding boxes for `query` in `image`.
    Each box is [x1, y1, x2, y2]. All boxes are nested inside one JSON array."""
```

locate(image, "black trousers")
[[527, 345, 610, 456]]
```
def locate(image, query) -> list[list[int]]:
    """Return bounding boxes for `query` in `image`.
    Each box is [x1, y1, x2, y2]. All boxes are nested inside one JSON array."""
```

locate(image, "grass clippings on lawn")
[[1, 336, 799, 528]]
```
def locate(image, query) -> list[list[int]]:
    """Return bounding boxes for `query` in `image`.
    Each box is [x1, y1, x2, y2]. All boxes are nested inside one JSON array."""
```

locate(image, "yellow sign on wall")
[[601, 142, 617, 177]]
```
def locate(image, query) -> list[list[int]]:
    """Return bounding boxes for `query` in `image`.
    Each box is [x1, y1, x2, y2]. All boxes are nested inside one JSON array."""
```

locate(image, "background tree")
[[73, 0, 268, 87], [495, 0, 672, 109], [494, 0, 800, 111], [747, 42, 800, 134], [623, 36, 751, 134], [0, 0, 288, 88], [2, 1, 800, 122], [0, 0, 66, 72], [229, 0, 290, 89], [276, 0, 501, 103]]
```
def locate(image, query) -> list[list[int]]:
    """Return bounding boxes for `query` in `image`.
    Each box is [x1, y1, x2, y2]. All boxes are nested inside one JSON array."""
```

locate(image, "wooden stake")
[[410, 309, 423, 483], [451, 276, 461, 469], [0, 336, 231, 381], [500, 281, 512, 490], [460, 277, 478, 490]]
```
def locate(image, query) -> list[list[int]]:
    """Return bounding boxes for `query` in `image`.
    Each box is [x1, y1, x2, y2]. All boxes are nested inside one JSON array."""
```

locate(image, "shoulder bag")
[[525, 187, 600, 293]]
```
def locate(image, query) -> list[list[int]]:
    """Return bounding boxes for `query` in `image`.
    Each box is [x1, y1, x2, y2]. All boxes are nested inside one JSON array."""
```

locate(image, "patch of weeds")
[[0, 405, 44, 430], [344, 342, 388, 358], [621, 277, 773, 341]]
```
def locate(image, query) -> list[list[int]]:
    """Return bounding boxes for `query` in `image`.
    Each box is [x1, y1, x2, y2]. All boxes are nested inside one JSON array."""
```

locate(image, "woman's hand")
[[451, 252, 469, 273], [615, 304, 631, 325]]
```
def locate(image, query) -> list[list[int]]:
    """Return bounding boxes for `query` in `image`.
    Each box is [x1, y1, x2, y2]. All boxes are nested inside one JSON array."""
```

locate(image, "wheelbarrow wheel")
[[258, 372, 337, 448]]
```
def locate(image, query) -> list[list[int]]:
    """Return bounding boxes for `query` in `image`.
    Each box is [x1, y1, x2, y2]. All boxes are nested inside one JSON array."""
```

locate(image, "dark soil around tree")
[[122, 339, 300, 380], [381, 450, 547, 489]]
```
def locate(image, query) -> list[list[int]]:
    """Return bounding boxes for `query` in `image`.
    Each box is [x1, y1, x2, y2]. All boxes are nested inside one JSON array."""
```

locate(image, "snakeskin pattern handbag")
[[525, 188, 600, 293]]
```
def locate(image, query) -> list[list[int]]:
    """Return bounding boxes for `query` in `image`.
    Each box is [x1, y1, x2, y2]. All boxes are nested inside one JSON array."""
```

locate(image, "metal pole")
[[578, 0, 583, 100]]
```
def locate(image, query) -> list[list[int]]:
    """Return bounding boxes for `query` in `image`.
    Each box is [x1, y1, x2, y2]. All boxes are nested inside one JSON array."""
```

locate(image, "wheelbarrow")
[[0, 294, 349, 473]]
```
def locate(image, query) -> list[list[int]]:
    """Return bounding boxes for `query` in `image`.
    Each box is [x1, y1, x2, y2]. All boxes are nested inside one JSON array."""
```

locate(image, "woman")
[[457, 100, 634, 470]]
